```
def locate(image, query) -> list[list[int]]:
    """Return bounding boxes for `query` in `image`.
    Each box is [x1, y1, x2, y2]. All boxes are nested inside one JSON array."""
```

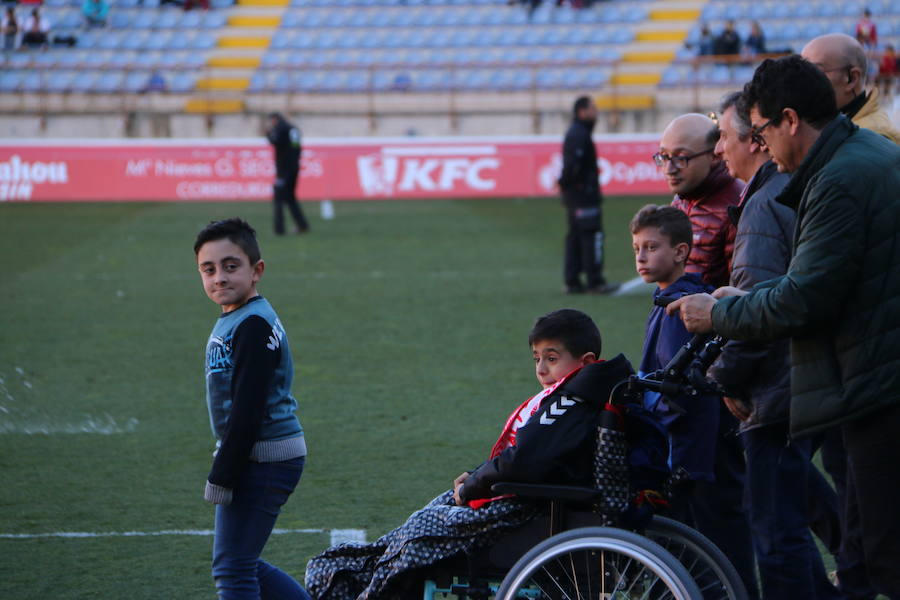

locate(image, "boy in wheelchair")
[[305, 309, 669, 599]]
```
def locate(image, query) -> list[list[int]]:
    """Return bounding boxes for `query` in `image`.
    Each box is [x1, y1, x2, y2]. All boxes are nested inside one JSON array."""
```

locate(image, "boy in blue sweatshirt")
[[631, 204, 758, 597], [195, 217, 311, 600]]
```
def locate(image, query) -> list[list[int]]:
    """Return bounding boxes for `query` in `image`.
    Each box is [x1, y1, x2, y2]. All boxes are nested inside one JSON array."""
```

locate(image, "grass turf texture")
[[0, 196, 831, 598]]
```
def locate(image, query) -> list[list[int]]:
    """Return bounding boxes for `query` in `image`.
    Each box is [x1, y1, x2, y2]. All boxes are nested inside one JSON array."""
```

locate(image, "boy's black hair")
[[629, 204, 693, 249], [740, 55, 838, 131], [193, 218, 262, 264], [529, 309, 602, 358]]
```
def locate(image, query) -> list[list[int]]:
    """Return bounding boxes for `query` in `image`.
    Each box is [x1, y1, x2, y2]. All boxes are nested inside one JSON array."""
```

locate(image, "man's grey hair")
[[719, 91, 752, 139]]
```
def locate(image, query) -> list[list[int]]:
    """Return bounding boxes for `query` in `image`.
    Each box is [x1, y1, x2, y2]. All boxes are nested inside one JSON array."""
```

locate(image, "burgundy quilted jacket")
[[671, 161, 744, 288]]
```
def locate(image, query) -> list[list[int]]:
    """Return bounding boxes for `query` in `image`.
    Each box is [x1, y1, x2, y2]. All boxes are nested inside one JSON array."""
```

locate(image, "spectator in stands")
[[654, 113, 757, 598], [714, 20, 741, 56], [878, 45, 897, 96], [20, 7, 49, 49], [141, 70, 167, 93], [81, 0, 109, 28], [688, 23, 714, 57], [855, 8, 877, 49], [802, 33, 900, 143], [743, 21, 766, 56], [183, 0, 210, 11], [1, 6, 18, 50], [710, 91, 841, 600]]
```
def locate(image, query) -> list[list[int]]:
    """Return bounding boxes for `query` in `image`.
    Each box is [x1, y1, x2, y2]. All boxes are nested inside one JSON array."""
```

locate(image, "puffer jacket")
[[851, 88, 900, 144], [671, 161, 744, 288], [708, 161, 793, 430], [711, 116, 900, 437]]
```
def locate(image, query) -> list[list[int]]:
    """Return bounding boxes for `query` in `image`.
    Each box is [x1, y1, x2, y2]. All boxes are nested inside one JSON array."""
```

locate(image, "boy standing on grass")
[[630, 205, 758, 598], [194, 218, 311, 600]]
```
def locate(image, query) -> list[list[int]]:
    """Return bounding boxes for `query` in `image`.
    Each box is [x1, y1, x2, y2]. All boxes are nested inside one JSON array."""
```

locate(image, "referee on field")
[[266, 112, 310, 235], [558, 96, 617, 295]]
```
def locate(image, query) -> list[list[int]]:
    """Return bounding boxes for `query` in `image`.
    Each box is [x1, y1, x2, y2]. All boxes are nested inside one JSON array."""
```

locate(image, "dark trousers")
[[668, 406, 759, 600], [273, 171, 308, 235], [743, 423, 841, 600], [563, 206, 605, 289], [842, 404, 900, 599], [815, 429, 876, 600]]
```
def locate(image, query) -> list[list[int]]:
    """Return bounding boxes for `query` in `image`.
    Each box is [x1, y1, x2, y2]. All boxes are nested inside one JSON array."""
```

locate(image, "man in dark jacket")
[[709, 91, 840, 600], [558, 96, 616, 294], [670, 55, 900, 598], [266, 112, 309, 235]]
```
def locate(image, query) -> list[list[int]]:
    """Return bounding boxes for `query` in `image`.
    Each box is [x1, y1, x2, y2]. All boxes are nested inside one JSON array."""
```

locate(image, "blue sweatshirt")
[[639, 273, 718, 481], [205, 296, 305, 495]]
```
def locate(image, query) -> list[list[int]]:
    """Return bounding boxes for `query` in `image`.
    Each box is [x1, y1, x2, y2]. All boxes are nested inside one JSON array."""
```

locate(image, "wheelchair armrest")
[[491, 482, 599, 503]]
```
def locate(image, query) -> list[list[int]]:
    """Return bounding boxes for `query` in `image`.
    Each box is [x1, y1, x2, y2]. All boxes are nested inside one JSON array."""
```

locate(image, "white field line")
[[614, 276, 655, 296], [1, 528, 366, 545]]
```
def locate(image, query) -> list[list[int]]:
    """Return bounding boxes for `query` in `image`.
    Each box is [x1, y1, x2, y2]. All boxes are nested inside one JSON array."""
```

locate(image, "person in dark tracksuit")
[[558, 96, 617, 295], [266, 113, 309, 236]]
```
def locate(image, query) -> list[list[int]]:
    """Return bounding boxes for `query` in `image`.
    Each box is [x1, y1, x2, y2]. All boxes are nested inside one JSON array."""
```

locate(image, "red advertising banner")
[[0, 136, 668, 202]]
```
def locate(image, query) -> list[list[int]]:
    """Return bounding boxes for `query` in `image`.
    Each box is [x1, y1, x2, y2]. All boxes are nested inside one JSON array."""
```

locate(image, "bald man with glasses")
[[655, 113, 744, 289], [802, 33, 900, 144]]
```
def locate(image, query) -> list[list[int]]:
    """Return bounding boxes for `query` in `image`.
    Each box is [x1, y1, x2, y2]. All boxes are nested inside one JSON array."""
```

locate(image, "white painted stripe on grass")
[[613, 276, 655, 296], [0, 528, 366, 541]]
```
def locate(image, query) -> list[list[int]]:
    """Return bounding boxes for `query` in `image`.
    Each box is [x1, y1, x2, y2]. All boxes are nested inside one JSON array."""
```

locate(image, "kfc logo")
[[357, 146, 499, 197]]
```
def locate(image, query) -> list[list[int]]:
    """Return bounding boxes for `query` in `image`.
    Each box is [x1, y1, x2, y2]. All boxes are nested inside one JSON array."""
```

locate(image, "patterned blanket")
[[305, 490, 540, 599]]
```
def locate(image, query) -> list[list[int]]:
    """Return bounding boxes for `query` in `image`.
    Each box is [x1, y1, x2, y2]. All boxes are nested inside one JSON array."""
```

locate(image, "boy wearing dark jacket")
[[631, 204, 758, 598]]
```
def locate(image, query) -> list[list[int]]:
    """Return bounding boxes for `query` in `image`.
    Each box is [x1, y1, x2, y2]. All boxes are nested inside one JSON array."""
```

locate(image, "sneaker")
[[564, 284, 586, 295]]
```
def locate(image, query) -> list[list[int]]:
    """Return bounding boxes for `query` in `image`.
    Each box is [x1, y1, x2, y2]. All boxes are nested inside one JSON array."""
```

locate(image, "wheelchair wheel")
[[495, 526, 702, 600], [644, 516, 749, 600]]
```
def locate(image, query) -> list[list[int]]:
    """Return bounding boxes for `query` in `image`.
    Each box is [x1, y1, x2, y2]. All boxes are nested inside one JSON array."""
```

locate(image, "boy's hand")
[[712, 286, 748, 299], [453, 472, 469, 506], [723, 396, 752, 422], [665, 293, 716, 333]]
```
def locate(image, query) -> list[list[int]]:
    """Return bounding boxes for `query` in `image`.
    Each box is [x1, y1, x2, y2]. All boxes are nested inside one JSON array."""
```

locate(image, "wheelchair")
[[422, 333, 748, 600]]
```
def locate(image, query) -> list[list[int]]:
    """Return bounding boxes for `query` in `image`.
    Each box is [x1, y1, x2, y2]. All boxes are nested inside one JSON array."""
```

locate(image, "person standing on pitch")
[[266, 113, 309, 236], [558, 96, 617, 295], [195, 218, 311, 600]]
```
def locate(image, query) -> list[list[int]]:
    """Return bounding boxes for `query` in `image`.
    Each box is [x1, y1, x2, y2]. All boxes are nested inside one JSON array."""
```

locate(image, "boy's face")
[[197, 238, 264, 313], [532, 339, 595, 389], [632, 227, 688, 289]]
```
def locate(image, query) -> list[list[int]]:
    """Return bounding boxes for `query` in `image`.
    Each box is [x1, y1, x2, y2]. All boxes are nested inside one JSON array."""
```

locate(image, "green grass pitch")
[[0, 196, 832, 598]]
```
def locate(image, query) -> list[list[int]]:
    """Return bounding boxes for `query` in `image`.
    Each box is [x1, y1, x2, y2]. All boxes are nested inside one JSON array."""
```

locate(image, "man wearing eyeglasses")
[[668, 55, 900, 599], [710, 91, 844, 600], [655, 113, 744, 288], [802, 33, 900, 144]]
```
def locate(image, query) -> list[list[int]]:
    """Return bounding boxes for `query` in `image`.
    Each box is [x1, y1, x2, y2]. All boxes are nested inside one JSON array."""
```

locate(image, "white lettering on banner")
[[175, 180, 271, 199], [598, 157, 665, 187], [0, 155, 68, 185], [126, 159, 152, 177], [358, 152, 499, 196], [153, 160, 213, 177], [0, 181, 34, 201], [214, 158, 235, 177]]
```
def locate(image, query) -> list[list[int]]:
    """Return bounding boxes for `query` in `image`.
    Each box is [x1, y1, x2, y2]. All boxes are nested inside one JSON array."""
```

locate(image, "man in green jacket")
[[668, 55, 900, 597]]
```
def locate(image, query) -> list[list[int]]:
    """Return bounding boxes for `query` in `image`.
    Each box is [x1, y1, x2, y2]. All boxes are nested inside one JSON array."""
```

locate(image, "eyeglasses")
[[749, 118, 777, 147], [652, 149, 714, 169]]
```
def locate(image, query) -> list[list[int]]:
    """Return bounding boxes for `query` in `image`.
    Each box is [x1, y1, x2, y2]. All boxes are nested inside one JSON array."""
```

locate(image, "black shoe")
[[586, 282, 620, 295], [564, 284, 586, 294]]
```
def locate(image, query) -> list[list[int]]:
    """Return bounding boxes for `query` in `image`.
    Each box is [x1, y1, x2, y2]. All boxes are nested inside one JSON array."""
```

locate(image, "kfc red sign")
[[0, 136, 668, 202]]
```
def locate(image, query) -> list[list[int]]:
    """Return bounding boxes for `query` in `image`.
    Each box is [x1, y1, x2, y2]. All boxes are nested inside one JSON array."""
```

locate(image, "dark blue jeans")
[[743, 423, 841, 600], [213, 457, 312, 600], [668, 406, 760, 600]]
